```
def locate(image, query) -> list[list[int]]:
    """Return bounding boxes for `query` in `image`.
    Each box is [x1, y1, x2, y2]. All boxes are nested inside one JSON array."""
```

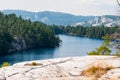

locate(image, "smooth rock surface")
[[0, 56, 120, 80]]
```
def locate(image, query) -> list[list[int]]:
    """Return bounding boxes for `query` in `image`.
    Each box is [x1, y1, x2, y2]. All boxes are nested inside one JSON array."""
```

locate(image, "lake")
[[0, 35, 117, 64]]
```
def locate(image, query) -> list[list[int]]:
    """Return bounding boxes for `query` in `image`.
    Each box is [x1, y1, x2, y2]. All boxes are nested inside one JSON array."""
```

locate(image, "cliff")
[[0, 56, 120, 80], [111, 30, 120, 49], [9, 36, 27, 52], [111, 32, 120, 41]]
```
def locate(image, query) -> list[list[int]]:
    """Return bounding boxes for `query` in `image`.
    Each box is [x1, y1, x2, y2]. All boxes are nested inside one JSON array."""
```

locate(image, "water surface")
[[0, 35, 115, 64]]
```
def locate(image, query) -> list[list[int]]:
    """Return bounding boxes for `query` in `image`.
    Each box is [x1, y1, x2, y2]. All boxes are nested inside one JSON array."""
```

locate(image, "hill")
[[2, 10, 120, 26]]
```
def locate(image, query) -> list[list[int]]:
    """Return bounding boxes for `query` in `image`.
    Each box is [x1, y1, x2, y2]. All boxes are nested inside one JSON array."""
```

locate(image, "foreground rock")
[[0, 56, 120, 80]]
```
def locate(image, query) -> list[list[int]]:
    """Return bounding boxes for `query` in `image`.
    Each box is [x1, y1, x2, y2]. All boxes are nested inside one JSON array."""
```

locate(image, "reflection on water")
[[0, 48, 56, 64]]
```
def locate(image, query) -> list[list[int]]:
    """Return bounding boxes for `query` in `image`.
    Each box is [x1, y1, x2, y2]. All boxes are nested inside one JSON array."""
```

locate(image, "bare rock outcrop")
[[0, 56, 120, 80]]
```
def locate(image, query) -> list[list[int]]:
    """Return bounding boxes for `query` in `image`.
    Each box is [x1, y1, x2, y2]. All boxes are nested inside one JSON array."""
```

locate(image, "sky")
[[0, 0, 119, 16]]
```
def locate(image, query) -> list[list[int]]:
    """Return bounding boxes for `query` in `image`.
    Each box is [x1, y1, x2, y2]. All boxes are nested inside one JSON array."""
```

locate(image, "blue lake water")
[[0, 35, 117, 64]]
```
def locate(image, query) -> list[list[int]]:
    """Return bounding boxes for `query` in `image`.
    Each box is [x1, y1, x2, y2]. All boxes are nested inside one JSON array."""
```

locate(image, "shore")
[[0, 56, 120, 80]]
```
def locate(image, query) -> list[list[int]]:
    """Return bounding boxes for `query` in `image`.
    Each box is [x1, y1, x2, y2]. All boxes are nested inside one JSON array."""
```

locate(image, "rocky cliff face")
[[75, 16, 120, 27], [0, 56, 120, 80], [111, 28, 120, 49], [9, 36, 27, 52], [111, 32, 120, 41]]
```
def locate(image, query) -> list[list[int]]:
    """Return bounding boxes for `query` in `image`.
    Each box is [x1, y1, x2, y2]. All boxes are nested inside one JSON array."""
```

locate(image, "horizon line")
[[1, 9, 119, 16]]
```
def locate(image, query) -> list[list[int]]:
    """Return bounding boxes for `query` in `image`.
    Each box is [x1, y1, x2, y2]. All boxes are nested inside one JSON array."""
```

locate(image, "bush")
[[31, 62, 37, 66], [1, 62, 10, 68], [88, 34, 112, 56], [88, 45, 111, 55], [88, 51, 99, 55]]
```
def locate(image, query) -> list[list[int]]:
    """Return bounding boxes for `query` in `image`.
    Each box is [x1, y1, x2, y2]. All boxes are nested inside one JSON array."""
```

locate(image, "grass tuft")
[[81, 62, 113, 80], [24, 62, 42, 66]]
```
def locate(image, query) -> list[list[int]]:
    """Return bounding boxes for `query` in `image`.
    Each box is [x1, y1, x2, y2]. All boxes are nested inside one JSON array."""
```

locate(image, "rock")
[[111, 30, 120, 49], [111, 32, 120, 41], [9, 36, 27, 52], [0, 56, 120, 80]]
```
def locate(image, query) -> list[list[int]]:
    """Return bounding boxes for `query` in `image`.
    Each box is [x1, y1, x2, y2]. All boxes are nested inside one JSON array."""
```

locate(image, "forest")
[[0, 12, 119, 54], [0, 12, 60, 54], [50, 25, 118, 38]]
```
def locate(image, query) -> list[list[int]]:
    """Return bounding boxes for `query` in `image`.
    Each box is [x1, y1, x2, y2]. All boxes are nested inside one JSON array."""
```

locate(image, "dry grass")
[[24, 62, 43, 66], [81, 62, 113, 80], [114, 51, 120, 57]]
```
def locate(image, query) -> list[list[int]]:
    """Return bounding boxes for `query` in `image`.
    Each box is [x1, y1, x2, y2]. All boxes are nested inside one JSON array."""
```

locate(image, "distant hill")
[[2, 10, 120, 26]]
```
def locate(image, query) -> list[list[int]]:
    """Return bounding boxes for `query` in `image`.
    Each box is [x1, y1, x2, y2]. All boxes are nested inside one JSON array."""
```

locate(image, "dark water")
[[0, 35, 116, 64]]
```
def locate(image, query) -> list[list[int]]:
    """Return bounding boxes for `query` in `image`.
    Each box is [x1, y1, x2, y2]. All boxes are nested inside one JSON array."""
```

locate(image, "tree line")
[[0, 12, 119, 54], [50, 25, 118, 39], [0, 12, 60, 54]]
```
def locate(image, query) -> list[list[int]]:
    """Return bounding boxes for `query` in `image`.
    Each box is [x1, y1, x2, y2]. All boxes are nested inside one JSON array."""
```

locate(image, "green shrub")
[[1, 62, 10, 68], [88, 34, 111, 56], [96, 45, 111, 55], [88, 45, 111, 55], [88, 51, 99, 55]]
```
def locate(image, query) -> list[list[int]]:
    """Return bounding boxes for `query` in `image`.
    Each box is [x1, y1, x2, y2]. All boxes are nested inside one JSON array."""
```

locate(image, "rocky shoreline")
[[0, 56, 120, 80], [111, 31, 120, 49]]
